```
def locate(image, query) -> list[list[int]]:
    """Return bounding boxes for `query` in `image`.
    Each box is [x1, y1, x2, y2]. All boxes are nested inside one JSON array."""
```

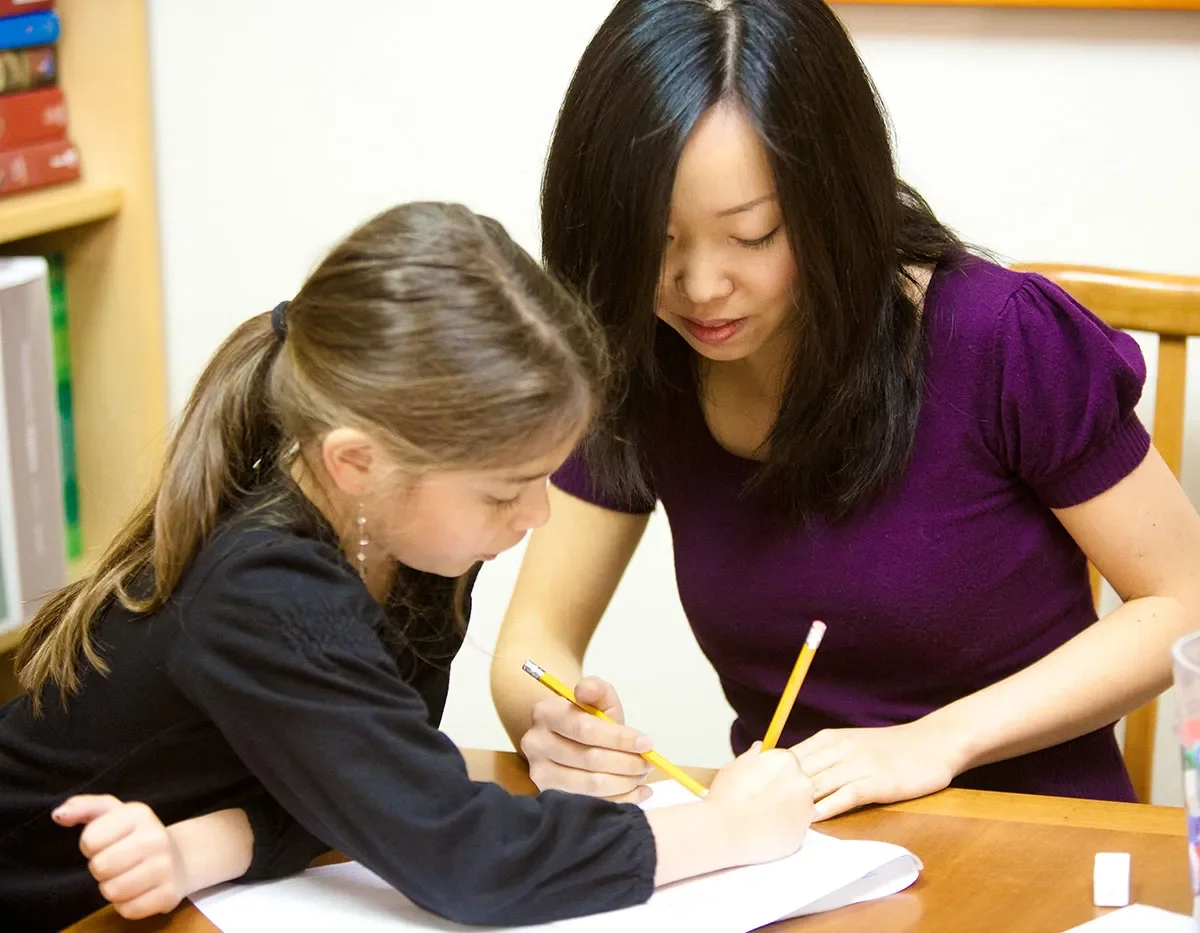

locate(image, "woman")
[[491, 0, 1200, 817]]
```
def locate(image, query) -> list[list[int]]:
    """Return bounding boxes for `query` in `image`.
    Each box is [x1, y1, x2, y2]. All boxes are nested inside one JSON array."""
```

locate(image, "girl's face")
[[657, 103, 798, 367], [368, 429, 582, 578]]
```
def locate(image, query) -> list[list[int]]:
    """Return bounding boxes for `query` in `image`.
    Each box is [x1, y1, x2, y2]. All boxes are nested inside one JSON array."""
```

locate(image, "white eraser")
[[1093, 852, 1131, 908]]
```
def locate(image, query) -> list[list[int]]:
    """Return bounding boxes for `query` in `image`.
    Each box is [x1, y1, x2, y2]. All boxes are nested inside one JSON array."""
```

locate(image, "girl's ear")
[[320, 428, 380, 498]]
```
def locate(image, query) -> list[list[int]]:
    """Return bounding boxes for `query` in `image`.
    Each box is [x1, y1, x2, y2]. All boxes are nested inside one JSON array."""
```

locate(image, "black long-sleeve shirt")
[[0, 490, 655, 931]]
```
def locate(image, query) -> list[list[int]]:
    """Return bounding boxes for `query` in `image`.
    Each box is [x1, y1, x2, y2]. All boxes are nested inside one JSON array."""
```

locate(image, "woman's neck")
[[701, 323, 792, 410], [703, 263, 935, 406]]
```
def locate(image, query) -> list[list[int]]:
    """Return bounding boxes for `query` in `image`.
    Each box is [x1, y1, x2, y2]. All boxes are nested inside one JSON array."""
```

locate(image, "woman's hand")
[[790, 721, 964, 820], [520, 676, 655, 802]]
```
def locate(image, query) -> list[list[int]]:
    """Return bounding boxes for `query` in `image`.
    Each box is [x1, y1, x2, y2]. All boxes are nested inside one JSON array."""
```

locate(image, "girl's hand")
[[54, 795, 187, 919]]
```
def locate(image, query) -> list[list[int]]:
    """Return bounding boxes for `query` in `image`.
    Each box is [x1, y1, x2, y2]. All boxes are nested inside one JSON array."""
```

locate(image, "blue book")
[[0, 12, 58, 52]]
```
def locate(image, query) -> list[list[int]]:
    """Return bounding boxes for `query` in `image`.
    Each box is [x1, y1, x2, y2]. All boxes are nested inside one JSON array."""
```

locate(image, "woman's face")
[[657, 103, 798, 366]]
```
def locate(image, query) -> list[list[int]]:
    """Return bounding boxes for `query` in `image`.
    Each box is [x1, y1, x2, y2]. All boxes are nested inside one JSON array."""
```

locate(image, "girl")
[[491, 0, 1200, 815], [0, 202, 813, 930]]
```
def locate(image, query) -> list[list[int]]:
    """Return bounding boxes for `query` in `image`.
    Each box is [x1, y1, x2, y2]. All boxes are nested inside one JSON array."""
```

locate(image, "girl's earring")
[[355, 502, 369, 581]]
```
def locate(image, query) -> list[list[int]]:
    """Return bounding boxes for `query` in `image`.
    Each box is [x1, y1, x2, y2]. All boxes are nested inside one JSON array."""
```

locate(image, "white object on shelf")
[[0, 256, 65, 637]]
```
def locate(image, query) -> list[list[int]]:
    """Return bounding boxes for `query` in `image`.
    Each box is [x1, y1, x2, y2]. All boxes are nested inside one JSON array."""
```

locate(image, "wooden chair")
[[1012, 263, 1200, 803]]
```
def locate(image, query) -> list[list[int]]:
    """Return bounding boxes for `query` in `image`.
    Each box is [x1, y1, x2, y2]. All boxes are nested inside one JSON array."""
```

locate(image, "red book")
[[0, 1, 54, 17], [0, 86, 63, 148], [0, 137, 78, 195]]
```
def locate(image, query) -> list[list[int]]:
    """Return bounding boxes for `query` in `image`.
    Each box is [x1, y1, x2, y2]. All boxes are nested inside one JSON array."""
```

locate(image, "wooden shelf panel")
[[0, 627, 23, 655], [0, 1, 164, 666], [0, 184, 122, 246]]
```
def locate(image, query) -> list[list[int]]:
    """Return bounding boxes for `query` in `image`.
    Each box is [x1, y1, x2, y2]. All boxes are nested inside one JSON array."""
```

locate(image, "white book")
[[192, 780, 921, 933], [0, 256, 66, 638]]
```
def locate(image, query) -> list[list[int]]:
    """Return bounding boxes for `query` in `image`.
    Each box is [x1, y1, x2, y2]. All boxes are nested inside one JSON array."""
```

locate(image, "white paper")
[[1063, 904, 1195, 932], [641, 780, 922, 920], [193, 780, 921, 933]]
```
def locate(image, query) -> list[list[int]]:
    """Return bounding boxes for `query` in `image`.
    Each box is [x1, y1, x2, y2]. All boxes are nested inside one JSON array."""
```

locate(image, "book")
[[0, 86, 65, 149], [192, 781, 922, 933], [0, 45, 55, 96], [0, 1, 54, 18], [0, 137, 79, 195], [0, 256, 65, 638], [0, 500, 7, 622], [0, 10, 57, 51], [46, 254, 79, 560]]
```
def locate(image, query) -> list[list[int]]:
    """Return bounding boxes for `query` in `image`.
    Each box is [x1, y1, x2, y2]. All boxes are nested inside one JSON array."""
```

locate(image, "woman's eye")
[[734, 226, 781, 250]]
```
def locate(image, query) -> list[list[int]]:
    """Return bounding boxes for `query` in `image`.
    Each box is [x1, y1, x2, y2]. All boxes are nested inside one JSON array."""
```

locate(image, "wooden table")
[[66, 750, 1193, 933]]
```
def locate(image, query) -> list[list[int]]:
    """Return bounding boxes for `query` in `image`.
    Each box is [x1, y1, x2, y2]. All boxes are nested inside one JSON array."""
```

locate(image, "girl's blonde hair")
[[18, 202, 606, 711]]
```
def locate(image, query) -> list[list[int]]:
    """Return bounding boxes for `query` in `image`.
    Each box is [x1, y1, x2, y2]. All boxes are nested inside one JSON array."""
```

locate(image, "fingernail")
[[51, 808, 66, 824], [634, 736, 652, 753]]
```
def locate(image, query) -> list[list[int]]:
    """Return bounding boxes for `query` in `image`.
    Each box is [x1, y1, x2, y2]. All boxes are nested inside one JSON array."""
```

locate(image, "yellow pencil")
[[521, 660, 708, 798], [761, 620, 826, 752]]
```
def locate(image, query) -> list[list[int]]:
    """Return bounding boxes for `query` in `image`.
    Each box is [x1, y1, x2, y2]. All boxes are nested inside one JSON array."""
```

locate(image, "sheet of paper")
[[1062, 904, 1195, 932], [193, 780, 920, 933], [643, 780, 922, 919]]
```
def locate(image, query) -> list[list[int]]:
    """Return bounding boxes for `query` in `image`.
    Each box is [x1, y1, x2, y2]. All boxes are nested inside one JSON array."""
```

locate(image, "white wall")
[[148, 1, 1200, 803]]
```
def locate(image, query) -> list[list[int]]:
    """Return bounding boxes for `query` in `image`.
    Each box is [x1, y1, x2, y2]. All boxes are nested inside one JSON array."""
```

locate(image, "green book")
[[47, 254, 81, 561]]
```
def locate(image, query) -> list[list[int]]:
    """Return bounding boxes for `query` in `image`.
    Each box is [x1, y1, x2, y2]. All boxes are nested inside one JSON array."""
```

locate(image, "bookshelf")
[[0, 1, 165, 674], [0, 185, 122, 243]]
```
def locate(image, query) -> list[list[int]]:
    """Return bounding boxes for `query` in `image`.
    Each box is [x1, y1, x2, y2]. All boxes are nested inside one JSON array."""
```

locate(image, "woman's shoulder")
[[926, 254, 1139, 367], [926, 256, 1046, 340]]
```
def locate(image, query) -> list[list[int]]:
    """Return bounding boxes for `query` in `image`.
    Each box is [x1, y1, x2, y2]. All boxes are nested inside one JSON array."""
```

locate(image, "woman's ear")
[[320, 427, 380, 498]]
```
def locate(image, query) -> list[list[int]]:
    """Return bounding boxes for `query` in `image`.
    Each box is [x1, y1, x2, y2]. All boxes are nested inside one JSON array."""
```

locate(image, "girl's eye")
[[489, 496, 520, 511]]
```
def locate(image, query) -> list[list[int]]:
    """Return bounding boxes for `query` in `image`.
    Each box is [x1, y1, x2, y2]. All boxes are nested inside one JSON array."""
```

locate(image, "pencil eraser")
[[1093, 852, 1131, 908]]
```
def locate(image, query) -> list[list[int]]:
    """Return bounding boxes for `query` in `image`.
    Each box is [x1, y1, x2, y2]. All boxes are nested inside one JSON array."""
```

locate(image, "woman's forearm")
[[923, 595, 1188, 775]]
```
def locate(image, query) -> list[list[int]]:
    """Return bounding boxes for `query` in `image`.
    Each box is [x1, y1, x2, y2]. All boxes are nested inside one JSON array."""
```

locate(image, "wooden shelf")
[[0, 0, 166, 666], [0, 627, 23, 655], [0, 184, 122, 246]]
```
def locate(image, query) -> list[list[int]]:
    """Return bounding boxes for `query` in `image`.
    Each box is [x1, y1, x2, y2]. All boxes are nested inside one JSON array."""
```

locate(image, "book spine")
[[0, 370, 14, 631], [0, 45, 55, 96], [0, 1, 54, 17], [0, 86, 64, 148], [0, 257, 65, 627], [0, 11, 58, 52], [0, 137, 79, 195], [46, 254, 79, 561]]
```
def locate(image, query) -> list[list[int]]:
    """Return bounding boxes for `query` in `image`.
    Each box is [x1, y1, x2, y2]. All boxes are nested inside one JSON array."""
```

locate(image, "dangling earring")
[[355, 502, 369, 581]]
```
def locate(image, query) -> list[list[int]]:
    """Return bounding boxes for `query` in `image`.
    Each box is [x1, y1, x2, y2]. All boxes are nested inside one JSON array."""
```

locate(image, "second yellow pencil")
[[761, 620, 826, 751]]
